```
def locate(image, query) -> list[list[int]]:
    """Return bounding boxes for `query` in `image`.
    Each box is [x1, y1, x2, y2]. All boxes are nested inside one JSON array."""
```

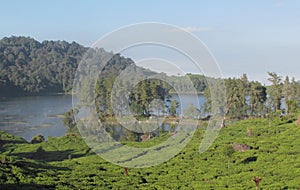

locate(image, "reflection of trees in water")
[[98, 121, 182, 142]]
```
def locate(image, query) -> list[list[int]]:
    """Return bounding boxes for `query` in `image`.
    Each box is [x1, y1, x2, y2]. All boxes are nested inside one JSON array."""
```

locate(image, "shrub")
[[30, 134, 45, 144], [294, 114, 300, 126]]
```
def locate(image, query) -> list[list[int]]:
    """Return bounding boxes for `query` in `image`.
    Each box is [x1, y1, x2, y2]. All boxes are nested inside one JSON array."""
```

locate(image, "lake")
[[0, 95, 71, 141], [0, 94, 204, 141]]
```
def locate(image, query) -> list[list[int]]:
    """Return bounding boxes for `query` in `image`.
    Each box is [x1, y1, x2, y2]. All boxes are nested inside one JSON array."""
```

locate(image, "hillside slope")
[[0, 117, 299, 189]]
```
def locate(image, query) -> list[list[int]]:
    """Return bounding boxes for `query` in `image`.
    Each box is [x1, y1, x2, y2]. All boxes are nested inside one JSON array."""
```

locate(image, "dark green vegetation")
[[0, 36, 207, 96], [1, 116, 300, 189], [95, 73, 173, 119], [204, 73, 300, 124], [0, 36, 86, 95], [75, 70, 300, 142]]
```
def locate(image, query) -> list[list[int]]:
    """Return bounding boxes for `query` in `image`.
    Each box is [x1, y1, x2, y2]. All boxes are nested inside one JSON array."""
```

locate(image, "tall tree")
[[284, 77, 300, 115], [139, 80, 149, 115], [240, 74, 250, 117], [249, 81, 267, 117], [283, 76, 291, 113], [225, 78, 248, 119], [290, 77, 299, 103], [283, 76, 291, 99], [169, 100, 179, 116], [267, 72, 282, 112]]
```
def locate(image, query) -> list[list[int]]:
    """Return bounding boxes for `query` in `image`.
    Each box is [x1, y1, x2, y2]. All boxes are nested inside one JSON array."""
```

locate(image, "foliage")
[[1, 117, 300, 189], [283, 76, 300, 114], [294, 114, 300, 126], [0, 36, 87, 95], [30, 134, 45, 144], [224, 144, 235, 158], [224, 144, 235, 169], [62, 109, 78, 133], [169, 100, 179, 116], [267, 72, 282, 112], [203, 74, 268, 120], [203, 72, 299, 120], [286, 100, 298, 115], [225, 77, 248, 118], [249, 81, 267, 117], [168, 74, 207, 94]]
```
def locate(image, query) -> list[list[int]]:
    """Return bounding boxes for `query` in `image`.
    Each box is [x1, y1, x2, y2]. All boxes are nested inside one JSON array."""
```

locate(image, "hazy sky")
[[1, 0, 300, 84]]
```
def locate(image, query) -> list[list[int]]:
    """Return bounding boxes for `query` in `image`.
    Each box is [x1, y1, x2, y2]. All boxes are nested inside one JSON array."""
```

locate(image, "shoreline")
[[0, 91, 204, 98], [0, 92, 72, 98]]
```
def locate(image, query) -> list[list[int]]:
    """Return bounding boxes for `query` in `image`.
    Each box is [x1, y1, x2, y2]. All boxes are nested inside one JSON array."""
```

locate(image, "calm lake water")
[[0, 95, 71, 141], [0, 94, 204, 141]]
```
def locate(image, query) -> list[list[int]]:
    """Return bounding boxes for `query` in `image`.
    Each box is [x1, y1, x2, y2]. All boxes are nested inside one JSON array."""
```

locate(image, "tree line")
[[204, 72, 300, 123], [1, 36, 299, 132]]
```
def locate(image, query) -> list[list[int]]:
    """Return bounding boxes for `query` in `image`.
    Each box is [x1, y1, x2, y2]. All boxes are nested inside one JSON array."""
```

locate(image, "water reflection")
[[0, 94, 204, 141]]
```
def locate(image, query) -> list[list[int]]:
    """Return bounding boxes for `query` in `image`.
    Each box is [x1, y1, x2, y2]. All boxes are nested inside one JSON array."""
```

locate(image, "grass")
[[0, 116, 300, 189]]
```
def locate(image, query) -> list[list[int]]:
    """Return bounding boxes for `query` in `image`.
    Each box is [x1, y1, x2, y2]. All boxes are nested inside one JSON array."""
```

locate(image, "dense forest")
[[0, 36, 207, 96], [0, 36, 87, 95]]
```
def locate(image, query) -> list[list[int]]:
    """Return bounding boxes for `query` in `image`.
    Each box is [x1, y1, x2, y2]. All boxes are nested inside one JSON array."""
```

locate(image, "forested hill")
[[0, 36, 88, 95], [0, 36, 208, 96]]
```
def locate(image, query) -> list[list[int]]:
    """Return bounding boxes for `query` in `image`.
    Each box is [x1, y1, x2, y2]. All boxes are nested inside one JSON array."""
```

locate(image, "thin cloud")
[[182, 27, 215, 32], [167, 27, 215, 33]]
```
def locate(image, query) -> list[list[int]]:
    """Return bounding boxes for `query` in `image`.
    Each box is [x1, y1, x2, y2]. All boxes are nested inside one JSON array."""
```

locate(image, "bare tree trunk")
[[221, 118, 226, 128]]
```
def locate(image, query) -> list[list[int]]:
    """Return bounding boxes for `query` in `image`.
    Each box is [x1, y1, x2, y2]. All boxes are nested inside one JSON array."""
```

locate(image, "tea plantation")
[[0, 116, 299, 189]]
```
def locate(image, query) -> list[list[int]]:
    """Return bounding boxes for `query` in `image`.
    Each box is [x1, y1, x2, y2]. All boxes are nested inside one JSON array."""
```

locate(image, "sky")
[[1, 0, 300, 84]]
